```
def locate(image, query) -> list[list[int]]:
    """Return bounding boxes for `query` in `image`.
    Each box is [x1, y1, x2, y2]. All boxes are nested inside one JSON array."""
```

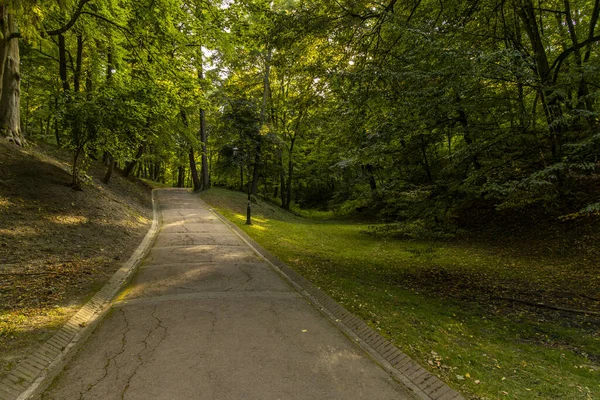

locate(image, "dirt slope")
[[0, 140, 152, 380]]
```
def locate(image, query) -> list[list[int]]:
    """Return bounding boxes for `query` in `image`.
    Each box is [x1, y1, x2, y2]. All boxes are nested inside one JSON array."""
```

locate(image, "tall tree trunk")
[[58, 34, 70, 92], [250, 48, 272, 197], [181, 109, 201, 191], [74, 34, 83, 93], [562, 0, 592, 114], [197, 55, 210, 191], [200, 108, 209, 190], [0, 8, 22, 145], [283, 136, 296, 210], [189, 149, 201, 191], [0, 5, 8, 96]]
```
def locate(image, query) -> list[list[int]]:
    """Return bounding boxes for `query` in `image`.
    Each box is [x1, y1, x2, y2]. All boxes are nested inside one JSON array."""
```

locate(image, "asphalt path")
[[43, 189, 417, 400]]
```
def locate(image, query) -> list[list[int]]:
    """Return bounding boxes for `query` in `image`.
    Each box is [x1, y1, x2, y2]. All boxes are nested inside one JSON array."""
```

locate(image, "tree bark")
[[0, 7, 22, 146]]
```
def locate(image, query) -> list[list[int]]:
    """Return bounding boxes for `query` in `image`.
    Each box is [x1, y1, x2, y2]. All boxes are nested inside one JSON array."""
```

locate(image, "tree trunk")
[[74, 34, 83, 93], [283, 137, 296, 210], [240, 165, 244, 192], [58, 34, 70, 92], [71, 146, 84, 190], [197, 58, 210, 191], [177, 165, 185, 188], [455, 93, 482, 170], [279, 152, 286, 207], [366, 164, 377, 191], [123, 144, 144, 178], [0, 8, 22, 146], [103, 153, 114, 184], [189, 148, 201, 191], [251, 142, 261, 196], [200, 108, 209, 190]]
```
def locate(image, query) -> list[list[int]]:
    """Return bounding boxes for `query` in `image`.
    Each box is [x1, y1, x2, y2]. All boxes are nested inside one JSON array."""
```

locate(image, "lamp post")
[[233, 146, 252, 225]]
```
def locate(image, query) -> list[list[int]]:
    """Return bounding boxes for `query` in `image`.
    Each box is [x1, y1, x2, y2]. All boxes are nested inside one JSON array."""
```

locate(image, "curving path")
[[43, 189, 418, 399]]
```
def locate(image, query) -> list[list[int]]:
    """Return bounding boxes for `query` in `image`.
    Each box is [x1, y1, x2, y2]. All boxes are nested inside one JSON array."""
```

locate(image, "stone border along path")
[[0, 189, 463, 400], [201, 198, 464, 400], [0, 191, 160, 400]]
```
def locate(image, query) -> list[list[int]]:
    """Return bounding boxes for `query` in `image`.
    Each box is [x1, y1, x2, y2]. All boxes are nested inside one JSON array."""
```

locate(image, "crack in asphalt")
[[78, 308, 131, 399], [119, 305, 168, 400]]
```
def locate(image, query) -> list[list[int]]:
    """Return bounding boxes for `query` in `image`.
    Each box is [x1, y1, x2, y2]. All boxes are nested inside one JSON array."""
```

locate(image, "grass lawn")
[[200, 187, 599, 400]]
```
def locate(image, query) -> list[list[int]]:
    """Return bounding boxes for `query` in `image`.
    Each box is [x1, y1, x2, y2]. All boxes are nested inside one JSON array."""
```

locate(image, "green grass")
[[200, 187, 599, 400]]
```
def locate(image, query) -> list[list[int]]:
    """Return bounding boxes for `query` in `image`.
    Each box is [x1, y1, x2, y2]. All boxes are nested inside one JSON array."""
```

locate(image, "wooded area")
[[2, 0, 600, 229]]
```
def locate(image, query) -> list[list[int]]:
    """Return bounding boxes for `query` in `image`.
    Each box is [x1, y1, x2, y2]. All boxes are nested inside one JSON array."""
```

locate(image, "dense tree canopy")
[[4, 0, 600, 227]]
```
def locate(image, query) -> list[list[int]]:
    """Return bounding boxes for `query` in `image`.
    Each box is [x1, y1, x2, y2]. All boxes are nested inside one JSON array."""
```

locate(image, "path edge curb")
[[201, 199, 465, 400], [0, 190, 160, 400]]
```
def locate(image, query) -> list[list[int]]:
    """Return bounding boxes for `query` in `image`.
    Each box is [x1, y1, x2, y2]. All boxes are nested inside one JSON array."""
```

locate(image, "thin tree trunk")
[[563, 0, 592, 114], [71, 146, 83, 190], [366, 164, 377, 191], [197, 56, 210, 191], [58, 34, 70, 92], [283, 136, 296, 210], [189, 149, 201, 191], [103, 154, 115, 184], [240, 165, 244, 192], [123, 144, 144, 177], [74, 34, 83, 93]]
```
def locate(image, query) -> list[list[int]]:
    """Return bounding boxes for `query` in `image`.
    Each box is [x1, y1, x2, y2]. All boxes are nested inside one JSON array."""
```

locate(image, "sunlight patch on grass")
[[0, 227, 37, 236], [248, 224, 267, 231], [46, 215, 89, 225]]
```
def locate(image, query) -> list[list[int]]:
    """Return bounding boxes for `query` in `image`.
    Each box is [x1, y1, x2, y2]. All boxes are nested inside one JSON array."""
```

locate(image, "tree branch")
[[32, 48, 60, 64], [551, 34, 600, 83], [79, 11, 132, 35], [46, 0, 94, 36]]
